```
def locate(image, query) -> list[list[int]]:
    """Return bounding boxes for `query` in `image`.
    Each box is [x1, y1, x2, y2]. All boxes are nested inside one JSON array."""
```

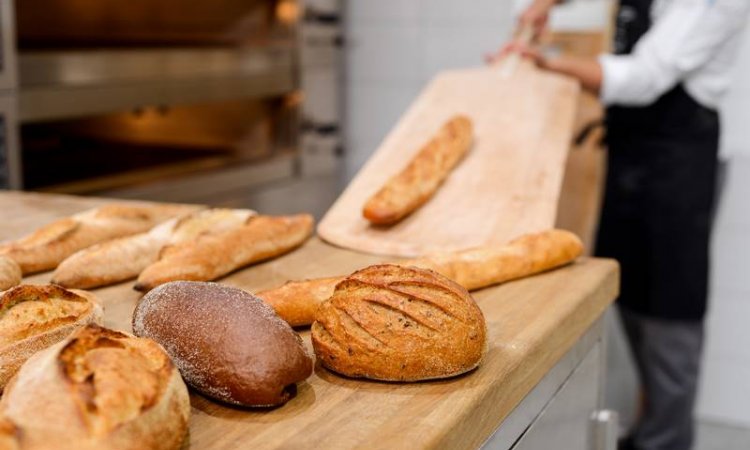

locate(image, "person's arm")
[[599, 0, 749, 106]]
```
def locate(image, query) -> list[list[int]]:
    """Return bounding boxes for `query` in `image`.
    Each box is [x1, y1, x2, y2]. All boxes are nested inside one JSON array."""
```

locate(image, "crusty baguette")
[[0, 256, 21, 291], [312, 264, 487, 381], [52, 208, 254, 289], [0, 285, 103, 391], [362, 115, 473, 225], [0, 203, 198, 274], [257, 229, 584, 326], [0, 324, 190, 450], [135, 214, 315, 292]]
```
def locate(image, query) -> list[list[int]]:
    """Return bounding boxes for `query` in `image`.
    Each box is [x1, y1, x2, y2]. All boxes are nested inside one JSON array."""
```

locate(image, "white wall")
[[343, 1, 514, 181], [344, 0, 750, 426]]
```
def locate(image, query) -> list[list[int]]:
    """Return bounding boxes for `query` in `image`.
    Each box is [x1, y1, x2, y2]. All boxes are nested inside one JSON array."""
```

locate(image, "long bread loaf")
[[257, 229, 583, 327], [52, 208, 255, 289], [362, 115, 473, 225], [0, 256, 21, 291], [135, 214, 315, 292], [0, 203, 198, 274]]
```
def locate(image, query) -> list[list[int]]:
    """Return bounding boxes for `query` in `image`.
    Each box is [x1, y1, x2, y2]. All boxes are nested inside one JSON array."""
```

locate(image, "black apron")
[[595, 0, 720, 321]]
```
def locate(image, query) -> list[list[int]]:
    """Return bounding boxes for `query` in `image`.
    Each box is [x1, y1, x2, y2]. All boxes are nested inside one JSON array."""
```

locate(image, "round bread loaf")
[[133, 281, 313, 407], [0, 324, 190, 450], [312, 264, 488, 381], [0, 284, 104, 391]]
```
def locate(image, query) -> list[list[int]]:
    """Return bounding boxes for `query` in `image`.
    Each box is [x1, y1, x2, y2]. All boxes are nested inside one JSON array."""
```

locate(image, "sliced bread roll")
[[0, 203, 198, 274], [52, 208, 254, 289], [0, 284, 103, 391], [135, 214, 314, 292], [0, 325, 190, 450], [312, 264, 487, 381]]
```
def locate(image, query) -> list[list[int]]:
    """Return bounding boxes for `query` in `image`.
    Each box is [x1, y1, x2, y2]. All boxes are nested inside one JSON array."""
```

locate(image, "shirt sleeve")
[[599, 0, 750, 106]]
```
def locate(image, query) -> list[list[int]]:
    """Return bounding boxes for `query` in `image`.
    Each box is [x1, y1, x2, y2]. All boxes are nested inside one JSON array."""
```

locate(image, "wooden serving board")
[[319, 62, 579, 257], [2, 191, 618, 450]]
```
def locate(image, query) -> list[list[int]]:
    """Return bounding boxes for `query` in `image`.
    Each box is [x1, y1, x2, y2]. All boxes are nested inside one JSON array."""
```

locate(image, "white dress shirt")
[[599, 0, 750, 108]]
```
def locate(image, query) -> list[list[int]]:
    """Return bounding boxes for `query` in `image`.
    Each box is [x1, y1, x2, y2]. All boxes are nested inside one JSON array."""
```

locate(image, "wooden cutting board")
[[318, 62, 579, 257]]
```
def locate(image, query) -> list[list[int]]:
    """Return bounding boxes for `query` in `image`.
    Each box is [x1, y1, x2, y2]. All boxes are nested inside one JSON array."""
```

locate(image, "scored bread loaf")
[[52, 208, 255, 289], [362, 115, 473, 225], [134, 214, 314, 292], [0, 203, 198, 274], [0, 325, 190, 450], [133, 281, 313, 407], [0, 256, 21, 291], [0, 284, 103, 391], [258, 229, 583, 327], [312, 264, 487, 381]]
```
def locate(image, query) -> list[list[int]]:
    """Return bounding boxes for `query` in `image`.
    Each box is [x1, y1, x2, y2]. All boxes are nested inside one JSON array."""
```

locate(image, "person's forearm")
[[544, 55, 603, 95]]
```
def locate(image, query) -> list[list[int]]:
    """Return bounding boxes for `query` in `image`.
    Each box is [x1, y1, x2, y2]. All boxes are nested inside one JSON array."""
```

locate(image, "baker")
[[489, 0, 750, 449]]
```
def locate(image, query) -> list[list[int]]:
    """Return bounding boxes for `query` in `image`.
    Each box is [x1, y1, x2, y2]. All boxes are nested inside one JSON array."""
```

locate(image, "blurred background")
[[0, 1, 748, 447]]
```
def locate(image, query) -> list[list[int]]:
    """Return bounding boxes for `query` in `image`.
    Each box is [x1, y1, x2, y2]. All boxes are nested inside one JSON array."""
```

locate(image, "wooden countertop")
[[1, 191, 619, 450]]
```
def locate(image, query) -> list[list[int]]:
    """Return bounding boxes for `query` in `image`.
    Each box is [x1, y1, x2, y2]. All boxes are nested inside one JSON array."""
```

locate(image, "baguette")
[[0, 203, 198, 274], [363, 115, 473, 225], [312, 265, 487, 381], [0, 285, 103, 391], [0, 325, 190, 450], [52, 208, 254, 289], [257, 229, 583, 326], [0, 256, 21, 291], [134, 214, 314, 292]]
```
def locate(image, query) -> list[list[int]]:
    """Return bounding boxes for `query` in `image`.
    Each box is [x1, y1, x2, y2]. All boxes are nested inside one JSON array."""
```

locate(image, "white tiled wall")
[[343, 0, 514, 181], [344, 0, 750, 426]]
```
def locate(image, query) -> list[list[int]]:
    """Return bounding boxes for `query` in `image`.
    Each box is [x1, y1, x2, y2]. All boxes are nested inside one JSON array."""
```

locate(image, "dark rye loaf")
[[133, 281, 313, 407]]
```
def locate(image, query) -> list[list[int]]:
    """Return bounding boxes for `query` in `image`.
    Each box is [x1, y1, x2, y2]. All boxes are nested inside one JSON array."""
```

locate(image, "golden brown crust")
[[256, 277, 341, 328], [51, 208, 252, 289], [363, 115, 473, 225], [406, 229, 584, 290], [0, 257, 21, 291], [135, 214, 314, 292], [312, 265, 487, 381], [259, 229, 584, 327], [0, 203, 198, 275], [0, 324, 190, 450], [0, 285, 103, 391]]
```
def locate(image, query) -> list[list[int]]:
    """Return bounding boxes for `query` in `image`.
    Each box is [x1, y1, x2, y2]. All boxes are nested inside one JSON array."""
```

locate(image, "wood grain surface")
[[0, 191, 618, 450], [318, 62, 580, 257]]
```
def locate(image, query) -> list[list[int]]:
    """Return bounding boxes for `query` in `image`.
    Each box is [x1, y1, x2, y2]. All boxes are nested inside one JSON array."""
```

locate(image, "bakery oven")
[[0, 0, 343, 203]]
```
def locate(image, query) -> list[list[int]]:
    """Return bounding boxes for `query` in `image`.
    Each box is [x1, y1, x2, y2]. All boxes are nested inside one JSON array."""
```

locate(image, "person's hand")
[[519, 1, 551, 38], [484, 41, 547, 69]]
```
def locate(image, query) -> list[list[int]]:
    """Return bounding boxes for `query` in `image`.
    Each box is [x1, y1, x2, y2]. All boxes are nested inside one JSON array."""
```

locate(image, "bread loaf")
[[0, 325, 190, 450], [258, 229, 584, 327], [312, 265, 487, 381], [363, 115, 473, 225], [134, 214, 314, 292], [133, 281, 313, 407], [0, 256, 21, 291], [0, 203, 198, 274], [0, 285, 103, 391], [52, 208, 254, 289]]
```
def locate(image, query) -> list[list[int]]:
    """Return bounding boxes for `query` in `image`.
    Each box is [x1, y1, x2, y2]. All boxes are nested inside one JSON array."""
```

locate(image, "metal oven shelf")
[[18, 45, 297, 123]]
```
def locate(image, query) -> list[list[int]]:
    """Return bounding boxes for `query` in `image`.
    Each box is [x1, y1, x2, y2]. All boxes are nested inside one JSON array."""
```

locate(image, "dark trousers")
[[619, 307, 704, 450]]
